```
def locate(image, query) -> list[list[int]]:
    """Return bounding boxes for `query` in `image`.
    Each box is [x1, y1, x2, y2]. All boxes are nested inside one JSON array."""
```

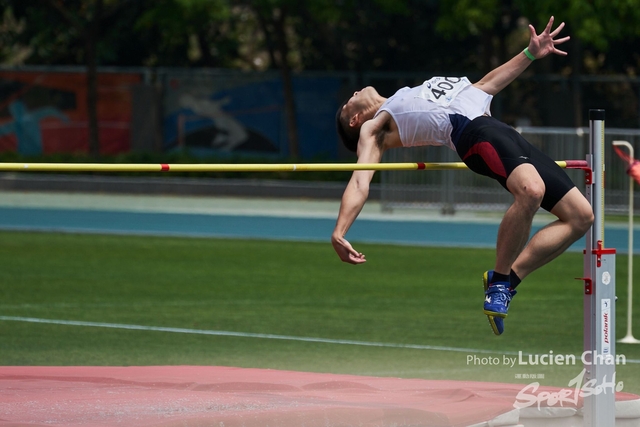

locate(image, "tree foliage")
[[436, 0, 640, 74], [134, 0, 237, 67], [517, 0, 640, 51], [4, 0, 639, 74]]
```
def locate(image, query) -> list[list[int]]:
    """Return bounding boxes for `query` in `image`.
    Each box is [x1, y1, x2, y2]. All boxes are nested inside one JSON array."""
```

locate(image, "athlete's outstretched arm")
[[331, 121, 384, 264], [473, 16, 570, 96]]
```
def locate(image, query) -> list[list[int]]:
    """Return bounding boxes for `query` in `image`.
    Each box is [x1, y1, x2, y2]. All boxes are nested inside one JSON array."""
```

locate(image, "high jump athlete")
[[332, 16, 593, 335]]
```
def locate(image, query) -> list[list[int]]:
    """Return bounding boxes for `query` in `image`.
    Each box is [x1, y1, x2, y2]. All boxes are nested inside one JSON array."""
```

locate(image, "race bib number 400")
[[418, 76, 471, 107]]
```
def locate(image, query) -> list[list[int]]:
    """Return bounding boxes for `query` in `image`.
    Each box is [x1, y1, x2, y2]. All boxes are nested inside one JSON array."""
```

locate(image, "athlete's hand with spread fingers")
[[331, 235, 366, 264], [527, 16, 570, 60]]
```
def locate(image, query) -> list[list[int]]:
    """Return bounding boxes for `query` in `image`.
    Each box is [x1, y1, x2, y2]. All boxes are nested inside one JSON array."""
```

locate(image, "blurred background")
[[0, 0, 639, 211], [2, 2, 640, 410]]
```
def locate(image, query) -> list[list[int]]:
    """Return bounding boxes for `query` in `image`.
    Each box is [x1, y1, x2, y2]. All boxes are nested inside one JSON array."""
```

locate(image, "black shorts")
[[455, 116, 575, 212]]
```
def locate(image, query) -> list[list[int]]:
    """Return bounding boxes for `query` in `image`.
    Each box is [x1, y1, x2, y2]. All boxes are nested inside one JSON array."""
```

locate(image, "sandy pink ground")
[[1, 366, 638, 427]]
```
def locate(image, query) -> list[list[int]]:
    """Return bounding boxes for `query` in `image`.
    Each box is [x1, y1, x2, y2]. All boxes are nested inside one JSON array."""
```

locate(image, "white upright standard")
[[612, 140, 640, 344], [583, 109, 617, 426]]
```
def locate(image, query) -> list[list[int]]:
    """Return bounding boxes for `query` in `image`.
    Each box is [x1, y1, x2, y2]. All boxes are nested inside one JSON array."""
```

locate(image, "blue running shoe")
[[483, 271, 517, 335]]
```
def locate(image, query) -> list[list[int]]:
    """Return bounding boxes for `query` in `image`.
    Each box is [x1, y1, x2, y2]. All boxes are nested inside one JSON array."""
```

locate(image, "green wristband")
[[523, 47, 536, 61]]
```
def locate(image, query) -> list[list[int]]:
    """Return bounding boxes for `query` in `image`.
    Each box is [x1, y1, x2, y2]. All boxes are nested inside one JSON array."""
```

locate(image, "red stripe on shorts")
[[462, 141, 506, 178]]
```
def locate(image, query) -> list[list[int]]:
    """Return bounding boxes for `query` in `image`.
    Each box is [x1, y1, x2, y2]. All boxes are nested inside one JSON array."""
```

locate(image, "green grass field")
[[1, 230, 639, 394]]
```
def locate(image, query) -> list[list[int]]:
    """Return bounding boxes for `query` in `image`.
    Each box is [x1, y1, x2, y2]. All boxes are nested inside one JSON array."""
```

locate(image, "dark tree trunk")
[[85, 25, 100, 157], [273, 7, 299, 159], [85, 0, 103, 158], [255, 6, 299, 159], [571, 37, 583, 127]]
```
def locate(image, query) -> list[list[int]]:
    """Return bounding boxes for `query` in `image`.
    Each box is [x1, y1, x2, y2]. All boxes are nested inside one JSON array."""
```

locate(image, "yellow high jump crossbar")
[[0, 160, 589, 173]]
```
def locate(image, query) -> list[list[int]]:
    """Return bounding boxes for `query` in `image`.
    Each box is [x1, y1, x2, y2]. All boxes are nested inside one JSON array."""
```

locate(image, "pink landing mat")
[[1, 365, 639, 427]]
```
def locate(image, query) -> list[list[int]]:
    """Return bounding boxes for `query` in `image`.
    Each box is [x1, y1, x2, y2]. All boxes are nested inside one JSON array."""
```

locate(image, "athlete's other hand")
[[331, 235, 366, 264], [527, 16, 570, 59]]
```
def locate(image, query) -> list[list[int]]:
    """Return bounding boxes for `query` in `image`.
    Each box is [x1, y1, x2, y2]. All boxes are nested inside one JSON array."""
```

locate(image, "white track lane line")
[[0, 315, 511, 354], [2, 315, 638, 363]]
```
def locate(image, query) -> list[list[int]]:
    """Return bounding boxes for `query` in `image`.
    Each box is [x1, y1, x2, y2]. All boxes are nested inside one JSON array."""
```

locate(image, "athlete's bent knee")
[[562, 196, 594, 236], [573, 204, 594, 235], [507, 165, 545, 209], [513, 182, 545, 211], [524, 183, 545, 203]]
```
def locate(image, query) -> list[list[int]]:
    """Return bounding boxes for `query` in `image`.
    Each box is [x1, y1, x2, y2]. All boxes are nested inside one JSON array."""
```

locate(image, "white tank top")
[[374, 77, 493, 151]]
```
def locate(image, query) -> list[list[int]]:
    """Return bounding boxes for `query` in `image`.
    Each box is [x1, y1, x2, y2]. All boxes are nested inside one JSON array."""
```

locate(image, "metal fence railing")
[[380, 127, 640, 215]]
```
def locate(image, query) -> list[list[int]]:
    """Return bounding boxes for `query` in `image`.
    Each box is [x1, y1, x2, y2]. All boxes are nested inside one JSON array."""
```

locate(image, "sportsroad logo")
[[514, 368, 623, 410]]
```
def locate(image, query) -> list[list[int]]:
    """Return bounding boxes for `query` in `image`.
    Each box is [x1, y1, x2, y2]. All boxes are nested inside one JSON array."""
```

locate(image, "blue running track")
[[0, 206, 637, 253]]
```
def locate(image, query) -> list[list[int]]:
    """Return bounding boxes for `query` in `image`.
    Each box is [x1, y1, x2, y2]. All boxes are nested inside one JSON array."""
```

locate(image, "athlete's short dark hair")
[[335, 100, 359, 153]]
